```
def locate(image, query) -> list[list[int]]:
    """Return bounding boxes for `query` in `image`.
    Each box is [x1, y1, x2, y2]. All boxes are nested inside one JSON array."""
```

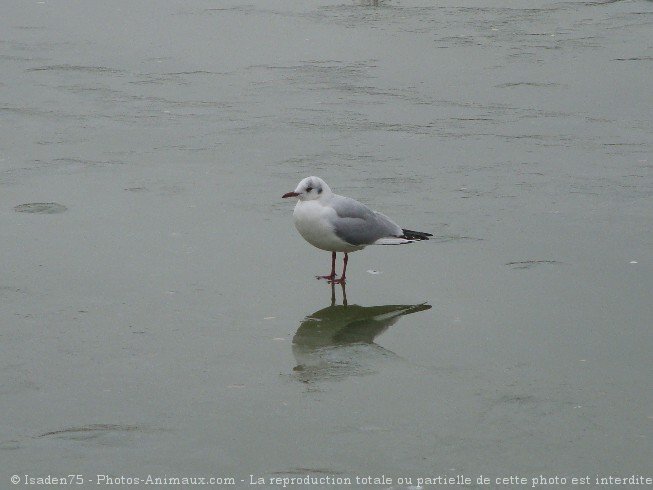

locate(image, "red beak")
[[282, 192, 300, 198]]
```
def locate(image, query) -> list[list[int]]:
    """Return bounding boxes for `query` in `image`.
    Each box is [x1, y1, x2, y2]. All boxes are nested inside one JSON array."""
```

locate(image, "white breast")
[[293, 201, 365, 253]]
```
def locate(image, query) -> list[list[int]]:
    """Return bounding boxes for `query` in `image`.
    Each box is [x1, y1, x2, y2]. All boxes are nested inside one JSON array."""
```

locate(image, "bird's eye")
[[306, 186, 313, 192]]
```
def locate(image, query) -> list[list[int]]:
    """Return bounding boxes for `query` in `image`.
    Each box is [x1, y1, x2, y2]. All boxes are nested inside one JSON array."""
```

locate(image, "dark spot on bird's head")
[[295, 176, 330, 201], [304, 180, 322, 195]]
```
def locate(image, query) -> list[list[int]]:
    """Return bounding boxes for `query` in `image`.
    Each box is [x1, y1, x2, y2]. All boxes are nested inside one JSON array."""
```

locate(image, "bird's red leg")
[[330, 253, 348, 284], [316, 251, 337, 280]]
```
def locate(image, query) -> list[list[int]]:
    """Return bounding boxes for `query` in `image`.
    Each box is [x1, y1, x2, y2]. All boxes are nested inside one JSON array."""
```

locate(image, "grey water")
[[1, 0, 652, 487]]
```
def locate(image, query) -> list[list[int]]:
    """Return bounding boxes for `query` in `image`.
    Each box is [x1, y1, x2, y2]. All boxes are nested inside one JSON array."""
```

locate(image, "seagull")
[[282, 176, 432, 283]]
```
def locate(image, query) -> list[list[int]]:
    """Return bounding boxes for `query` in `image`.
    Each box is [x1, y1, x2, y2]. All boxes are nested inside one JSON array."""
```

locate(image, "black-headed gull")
[[282, 176, 432, 283]]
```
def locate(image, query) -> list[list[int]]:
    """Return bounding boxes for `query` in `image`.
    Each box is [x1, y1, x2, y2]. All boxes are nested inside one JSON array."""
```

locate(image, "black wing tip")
[[401, 228, 433, 241]]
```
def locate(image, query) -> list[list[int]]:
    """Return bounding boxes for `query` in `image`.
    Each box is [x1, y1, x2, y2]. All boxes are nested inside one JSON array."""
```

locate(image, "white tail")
[[373, 237, 414, 245]]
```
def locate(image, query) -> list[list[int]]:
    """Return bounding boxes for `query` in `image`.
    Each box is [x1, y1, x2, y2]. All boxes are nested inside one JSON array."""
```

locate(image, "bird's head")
[[282, 176, 332, 201]]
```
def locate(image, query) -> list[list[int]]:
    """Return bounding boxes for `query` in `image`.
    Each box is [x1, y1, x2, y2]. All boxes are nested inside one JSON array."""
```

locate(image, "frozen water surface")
[[1, 0, 651, 485]]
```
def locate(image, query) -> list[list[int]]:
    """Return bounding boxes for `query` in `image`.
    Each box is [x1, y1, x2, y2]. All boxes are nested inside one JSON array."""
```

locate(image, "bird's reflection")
[[292, 283, 431, 384]]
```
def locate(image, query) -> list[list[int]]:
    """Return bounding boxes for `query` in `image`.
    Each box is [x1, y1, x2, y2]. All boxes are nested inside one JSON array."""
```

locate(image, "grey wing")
[[330, 195, 403, 246]]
